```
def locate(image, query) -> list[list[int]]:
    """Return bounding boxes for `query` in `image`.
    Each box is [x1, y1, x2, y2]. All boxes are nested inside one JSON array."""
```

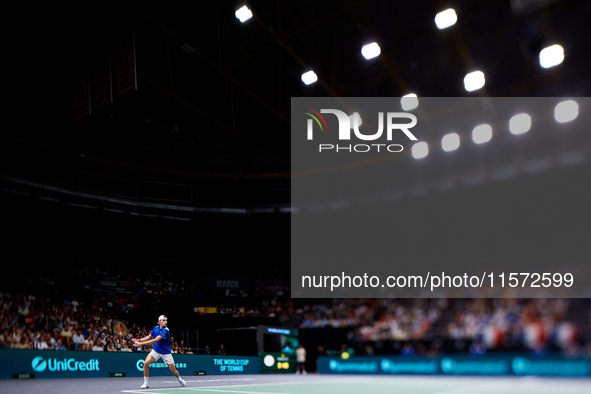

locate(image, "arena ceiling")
[[3, 0, 591, 210]]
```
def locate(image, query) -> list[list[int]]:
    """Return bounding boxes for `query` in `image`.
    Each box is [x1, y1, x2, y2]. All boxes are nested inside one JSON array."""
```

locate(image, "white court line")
[[122, 378, 258, 391], [159, 381, 304, 390], [202, 379, 256, 382], [122, 376, 362, 394], [161, 379, 256, 384]]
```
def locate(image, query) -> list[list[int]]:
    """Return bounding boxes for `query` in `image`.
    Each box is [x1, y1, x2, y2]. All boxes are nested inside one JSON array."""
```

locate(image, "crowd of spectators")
[[441, 298, 589, 354], [295, 297, 591, 355], [70, 261, 292, 320], [1, 291, 132, 351], [70, 262, 291, 301], [296, 299, 445, 340], [2, 262, 590, 357], [0, 291, 180, 353]]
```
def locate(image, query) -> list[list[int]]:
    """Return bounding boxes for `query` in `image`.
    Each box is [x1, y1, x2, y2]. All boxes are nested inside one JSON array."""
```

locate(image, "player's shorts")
[[148, 350, 175, 365]]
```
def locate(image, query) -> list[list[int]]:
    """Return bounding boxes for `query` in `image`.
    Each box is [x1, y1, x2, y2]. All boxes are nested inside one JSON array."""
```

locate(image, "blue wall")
[[318, 354, 591, 377], [0, 349, 260, 379]]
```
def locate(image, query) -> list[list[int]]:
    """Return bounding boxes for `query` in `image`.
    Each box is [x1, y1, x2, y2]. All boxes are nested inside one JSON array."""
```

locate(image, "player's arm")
[[132, 334, 153, 344], [136, 336, 162, 346]]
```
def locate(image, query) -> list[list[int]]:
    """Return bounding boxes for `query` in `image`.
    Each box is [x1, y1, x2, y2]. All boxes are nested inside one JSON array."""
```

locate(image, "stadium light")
[[539, 44, 564, 69], [472, 124, 492, 144], [412, 142, 429, 159], [464, 71, 485, 92], [442, 133, 460, 152], [301, 70, 318, 85], [509, 113, 531, 135], [435, 9, 457, 30], [401, 93, 419, 111], [361, 42, 381, 60], [554, 100, 578, 123], [235, 5, 253, 23]]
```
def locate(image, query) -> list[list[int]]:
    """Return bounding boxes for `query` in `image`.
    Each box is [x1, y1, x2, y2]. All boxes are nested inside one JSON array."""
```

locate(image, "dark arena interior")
[[2, 1, 591, 393]]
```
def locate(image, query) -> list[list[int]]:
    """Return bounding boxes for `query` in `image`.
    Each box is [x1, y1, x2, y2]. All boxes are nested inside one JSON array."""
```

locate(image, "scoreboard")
[[257, 326, 299, 374]]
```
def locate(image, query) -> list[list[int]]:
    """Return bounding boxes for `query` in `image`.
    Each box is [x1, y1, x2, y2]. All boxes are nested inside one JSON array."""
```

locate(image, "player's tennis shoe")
[[178, 377, 187, 387], [140, 382, 149, 389]]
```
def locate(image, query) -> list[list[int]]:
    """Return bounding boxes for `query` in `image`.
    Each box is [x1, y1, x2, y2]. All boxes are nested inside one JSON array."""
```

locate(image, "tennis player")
[[132, 315, 186, 389]]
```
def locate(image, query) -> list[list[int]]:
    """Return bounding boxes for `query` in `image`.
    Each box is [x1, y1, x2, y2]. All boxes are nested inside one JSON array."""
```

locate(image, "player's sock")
[[178, 376, 187, 387]]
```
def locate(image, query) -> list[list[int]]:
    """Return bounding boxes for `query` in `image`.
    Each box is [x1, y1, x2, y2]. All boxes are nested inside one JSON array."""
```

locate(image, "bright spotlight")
[[361, 42, 381, 60], [442, 133, 460, 152], [509, 113, 531, 135], [301, 70, 318, 85], [464, 71, 485, 92], [539, 44, 564, 69], [235, 6, 253, 23], [412, 142, 429, 159], [435, 9, 457, 30], [554, 100, 578, 123], [472, 124, 492, 144], [401, 93, 419, 111]]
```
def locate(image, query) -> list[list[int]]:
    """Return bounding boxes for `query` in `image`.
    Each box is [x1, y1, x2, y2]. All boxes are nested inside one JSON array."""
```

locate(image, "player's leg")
[[141, 354, 157, 389], [167, 362, 180, 378], [144, 354, 156, 377], [164, 354, 186, 387]]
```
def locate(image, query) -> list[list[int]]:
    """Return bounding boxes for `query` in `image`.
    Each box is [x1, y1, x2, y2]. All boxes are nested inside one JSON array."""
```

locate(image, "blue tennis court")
[[1, 374, 589, 394]]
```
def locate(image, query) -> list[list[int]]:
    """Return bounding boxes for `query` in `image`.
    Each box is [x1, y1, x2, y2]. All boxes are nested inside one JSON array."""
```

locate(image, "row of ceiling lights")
[[235, 5, 566, 92], [409, 99, 580, 159]]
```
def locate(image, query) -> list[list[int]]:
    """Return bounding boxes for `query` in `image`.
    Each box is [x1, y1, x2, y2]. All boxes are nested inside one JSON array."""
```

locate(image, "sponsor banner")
[[202, 277, 251, 291], [0, 349, 259, 380], [318, 355, 591, 377], [87, 279, 136, 289]]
